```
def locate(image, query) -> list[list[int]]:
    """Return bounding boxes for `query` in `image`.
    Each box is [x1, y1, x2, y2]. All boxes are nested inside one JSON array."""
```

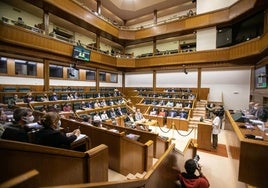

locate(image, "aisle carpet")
[[197, 144, 228, 158]]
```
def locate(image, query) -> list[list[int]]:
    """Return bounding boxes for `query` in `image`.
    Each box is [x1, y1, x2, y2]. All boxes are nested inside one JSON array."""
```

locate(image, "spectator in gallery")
[[73, 92, 79, 99], [35, 112, 80, 149], [17, 17, 24, 25], [1, 108, 33, 142], [93, 112, 102, 126], [166, 100, 174, 107]]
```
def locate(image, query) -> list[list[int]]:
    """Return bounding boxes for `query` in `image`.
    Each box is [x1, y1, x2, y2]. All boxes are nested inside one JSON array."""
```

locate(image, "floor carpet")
[[197, 144, 228, 158]]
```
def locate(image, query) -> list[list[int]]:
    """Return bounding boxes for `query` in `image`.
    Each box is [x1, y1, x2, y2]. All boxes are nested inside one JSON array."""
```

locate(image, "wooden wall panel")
[[36, 63, 43, 78], [0, 23, 73, 57]]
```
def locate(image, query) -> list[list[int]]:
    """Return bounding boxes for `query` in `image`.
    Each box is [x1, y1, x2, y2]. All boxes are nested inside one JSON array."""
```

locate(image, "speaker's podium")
[[197, 123, 212, 151]]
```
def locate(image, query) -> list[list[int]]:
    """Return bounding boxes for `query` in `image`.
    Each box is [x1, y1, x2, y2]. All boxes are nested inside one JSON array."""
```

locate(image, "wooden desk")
[[226, 110, 268, 188], [70, 134, 90, 151]]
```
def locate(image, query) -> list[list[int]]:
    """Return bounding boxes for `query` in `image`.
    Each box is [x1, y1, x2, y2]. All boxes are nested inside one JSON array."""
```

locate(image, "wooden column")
[[153, 38, 157, 55], [43, 10, 49, 35], [97, 0, 101, 15], [122, 72, 125, 93], [153, 70, 156, 92], [96, 69, 99, 92], [153, 10, 157, 24], [264, 8, 268, 33], [197, 68, 201, 100], [43, 59, 49, 91], [96, 34, 100, 51]]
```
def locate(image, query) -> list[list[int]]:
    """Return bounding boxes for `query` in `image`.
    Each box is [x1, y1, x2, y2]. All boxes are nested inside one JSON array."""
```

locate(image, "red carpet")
[[197, 144, 228, 158]]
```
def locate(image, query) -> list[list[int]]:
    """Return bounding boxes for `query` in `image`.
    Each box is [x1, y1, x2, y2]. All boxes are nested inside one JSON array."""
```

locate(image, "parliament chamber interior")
[[0, 0, 268, 187]]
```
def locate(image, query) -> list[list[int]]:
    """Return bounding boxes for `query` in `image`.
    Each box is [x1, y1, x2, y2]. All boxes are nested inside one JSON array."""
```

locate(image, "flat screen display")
[[255, 66, 267, 89], [72, 46, 90, 61]]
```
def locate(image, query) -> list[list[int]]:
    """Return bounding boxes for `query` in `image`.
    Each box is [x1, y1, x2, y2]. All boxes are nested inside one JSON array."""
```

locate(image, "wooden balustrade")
[[1, 22, 267, 69]]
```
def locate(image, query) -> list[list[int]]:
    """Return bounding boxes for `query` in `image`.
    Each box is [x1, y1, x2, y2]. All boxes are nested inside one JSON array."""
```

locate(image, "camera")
[[193, 155, 200, 168]]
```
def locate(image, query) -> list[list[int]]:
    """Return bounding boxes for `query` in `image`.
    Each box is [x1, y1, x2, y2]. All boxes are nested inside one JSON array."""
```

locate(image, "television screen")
[[73, 46, 90, 61], [255, 66, 267, 89]]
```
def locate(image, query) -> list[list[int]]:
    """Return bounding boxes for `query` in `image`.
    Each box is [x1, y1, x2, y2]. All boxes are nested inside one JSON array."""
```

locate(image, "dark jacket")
[[35, 127, 77, 149], [1, 124, 30, 142]]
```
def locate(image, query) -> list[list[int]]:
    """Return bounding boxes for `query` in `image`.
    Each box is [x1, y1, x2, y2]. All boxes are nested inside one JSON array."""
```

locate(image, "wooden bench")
[[0, 139, 109, 187], [100, 122, 171, 158], [60, 118, 154, 175]]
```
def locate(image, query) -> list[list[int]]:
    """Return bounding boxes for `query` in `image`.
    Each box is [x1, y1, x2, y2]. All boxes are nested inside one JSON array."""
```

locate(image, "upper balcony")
[[1, 21, 267, 71], [24, 0, 265, 46]]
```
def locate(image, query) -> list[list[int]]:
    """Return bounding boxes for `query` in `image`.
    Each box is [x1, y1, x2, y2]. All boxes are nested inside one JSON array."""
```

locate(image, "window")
[[86, 70, 96, 80], [49, 65, 63, 78], [0, 57, 7, 73], [15, 59, 37, 76], [68, 67, 79, 79], [99, 71, 118, 83], [110, 73, 118, 83], [99, 71, 106, 81]]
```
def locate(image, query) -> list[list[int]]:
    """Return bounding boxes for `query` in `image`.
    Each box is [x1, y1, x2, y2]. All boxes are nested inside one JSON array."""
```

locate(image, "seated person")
[[67, 93, 74, 100], [108, 108, 117, 119], [62, 103, 73, 112], [1, 108, 34, 142], [24, 92, 34, 103], [41, 93, 49, 102], [50, 92, 58, 101], [175, 102, 183, 108], [185, 100, 193, 108], [92, 112, 102, 127], [124, 113, 136, 128], [166, 100, 174, 107], [158, 108, 167, 117], [178, 108, 188, 119], [178, 159, 210, 188], [206, 103, 215, 118], [150, 108, 158, 116], [168, 108, 178, 118], [151, 99, 158, 105], [101, 111, 109, 122], [8, 94, 23, 107], [35, 112, 80, 149], [116, 107, 124, 116], [94, 100, 101, 108], [135, 109, 144, 121], [100, 99, 107, 107]]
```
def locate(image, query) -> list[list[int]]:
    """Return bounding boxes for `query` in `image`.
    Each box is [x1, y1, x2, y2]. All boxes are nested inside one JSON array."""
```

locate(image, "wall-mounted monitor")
[[255, 65, 267, 89], [72, 46, 90, 61]]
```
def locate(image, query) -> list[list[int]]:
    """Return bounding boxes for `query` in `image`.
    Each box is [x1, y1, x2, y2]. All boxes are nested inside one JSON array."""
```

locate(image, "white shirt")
[[212, 116, 221, 134]]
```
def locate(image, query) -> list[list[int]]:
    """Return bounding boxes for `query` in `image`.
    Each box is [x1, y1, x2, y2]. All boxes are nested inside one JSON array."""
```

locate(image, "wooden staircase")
[[189, 100, 207, 128]]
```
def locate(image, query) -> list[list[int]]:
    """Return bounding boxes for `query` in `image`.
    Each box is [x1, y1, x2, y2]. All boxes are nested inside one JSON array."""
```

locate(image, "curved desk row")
[[225, 110, 268, 188]]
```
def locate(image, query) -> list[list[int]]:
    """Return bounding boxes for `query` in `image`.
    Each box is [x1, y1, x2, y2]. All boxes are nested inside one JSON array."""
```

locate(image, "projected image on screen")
[[73, 46, 90, 61]]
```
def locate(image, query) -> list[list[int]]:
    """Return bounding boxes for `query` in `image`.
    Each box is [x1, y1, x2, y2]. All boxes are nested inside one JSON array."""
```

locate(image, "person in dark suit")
[[24, 92, 34, 103], [168, 108, 178, 118], [178, 108, 188, 119], [2, 107, 34, 142], [50, 92, 58, 101], [35, 112, 80, 149], [116, 107, 124, 116]]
